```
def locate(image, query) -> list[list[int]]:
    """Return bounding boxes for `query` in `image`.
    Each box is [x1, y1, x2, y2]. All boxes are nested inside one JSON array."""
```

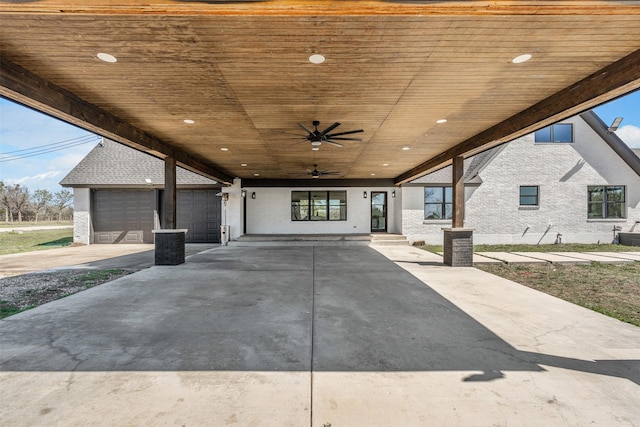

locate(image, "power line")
[[0, 134, 98, 155], [0, 135, 100, 162]]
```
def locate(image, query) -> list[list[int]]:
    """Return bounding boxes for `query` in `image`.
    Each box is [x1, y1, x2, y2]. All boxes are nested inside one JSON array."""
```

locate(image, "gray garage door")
[[177, 189, 221, 243], [92, 190, 155, 244]]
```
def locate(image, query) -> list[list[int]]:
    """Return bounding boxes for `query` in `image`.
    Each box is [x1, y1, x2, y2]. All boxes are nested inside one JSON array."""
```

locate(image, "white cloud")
[[616, 125, 640, 149], [7, 171, 61, 186]]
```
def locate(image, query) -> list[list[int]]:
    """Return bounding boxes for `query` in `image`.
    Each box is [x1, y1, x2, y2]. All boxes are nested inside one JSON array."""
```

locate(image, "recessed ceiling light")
[[402, 146, 410, 151], [382, 163, 389, 167], [183, 119, 195, 124], [312, 147, 320, 151], [309, 54, 325, 64], [512, 54, 532, 64], [97, 52, 117, 63], [241, 163, 247, 167], [220, 147, 229, 151], [254, 173, 260, 177], [436, 119, 447, 124]]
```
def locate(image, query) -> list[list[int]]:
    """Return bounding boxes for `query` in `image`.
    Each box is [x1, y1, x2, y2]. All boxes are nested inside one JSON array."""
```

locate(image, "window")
[[534, 123, 573, 143], [424, 186, 452, 220], [588, 186, 625, 219], [519, 186, 539, 206], [291, 191, 347, 221]]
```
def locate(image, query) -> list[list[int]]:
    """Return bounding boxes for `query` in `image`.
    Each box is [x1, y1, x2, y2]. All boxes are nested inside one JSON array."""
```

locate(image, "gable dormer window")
[[534, 123, 573, 143]]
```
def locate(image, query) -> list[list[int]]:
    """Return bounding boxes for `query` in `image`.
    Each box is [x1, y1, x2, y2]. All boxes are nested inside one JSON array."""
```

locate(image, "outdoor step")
[[234, 234, 371, 245], [369, 234, 409, 246]]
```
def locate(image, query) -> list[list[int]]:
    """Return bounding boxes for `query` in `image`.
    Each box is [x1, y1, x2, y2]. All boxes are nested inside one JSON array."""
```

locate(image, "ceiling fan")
[[306, 164, 340, 179], [295, 120, 364, 150]]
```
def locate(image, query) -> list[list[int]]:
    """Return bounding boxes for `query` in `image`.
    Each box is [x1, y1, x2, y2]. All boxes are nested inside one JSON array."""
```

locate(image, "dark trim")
[[370, 191, 387, 232], [533, 123, 574, 143], [243, 178, 396, 188], [62, 184, 221, 190], [580, 110, 640, 177]]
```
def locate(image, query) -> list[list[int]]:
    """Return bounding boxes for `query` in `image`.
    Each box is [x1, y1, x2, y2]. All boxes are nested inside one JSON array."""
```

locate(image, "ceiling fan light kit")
[[295, 120, 364, 150], [305, 164, 339, 179]]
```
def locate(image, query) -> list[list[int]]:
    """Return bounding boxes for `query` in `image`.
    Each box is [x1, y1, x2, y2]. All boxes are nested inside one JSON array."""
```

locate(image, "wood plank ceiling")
[[1, 1, 640, 185]]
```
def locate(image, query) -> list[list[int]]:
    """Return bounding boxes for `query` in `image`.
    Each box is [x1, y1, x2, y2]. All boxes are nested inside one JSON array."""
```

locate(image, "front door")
[[371, 191, 387, 232]]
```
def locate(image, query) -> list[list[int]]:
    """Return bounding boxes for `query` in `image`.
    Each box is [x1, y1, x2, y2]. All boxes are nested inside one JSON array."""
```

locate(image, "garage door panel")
[[177, 189, 221, 243], [92, 190, 155, 244]]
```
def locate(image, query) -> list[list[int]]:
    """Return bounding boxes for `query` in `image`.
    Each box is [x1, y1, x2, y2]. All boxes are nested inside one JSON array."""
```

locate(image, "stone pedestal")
[[152, 229, 187, 265], [443, 228, 474, 267]]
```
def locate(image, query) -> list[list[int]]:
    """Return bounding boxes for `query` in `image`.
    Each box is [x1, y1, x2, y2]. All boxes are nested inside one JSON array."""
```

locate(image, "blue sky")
[[1, 91, 639, 193]]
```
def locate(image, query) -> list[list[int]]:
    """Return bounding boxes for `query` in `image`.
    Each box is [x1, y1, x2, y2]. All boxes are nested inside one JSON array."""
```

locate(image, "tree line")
[[0, 182, 73, 223]]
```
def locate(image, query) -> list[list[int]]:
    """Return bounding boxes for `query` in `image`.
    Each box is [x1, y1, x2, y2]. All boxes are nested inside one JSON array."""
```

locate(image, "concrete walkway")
[[0, 244, 217, 277], [1, 244, 639, 426]]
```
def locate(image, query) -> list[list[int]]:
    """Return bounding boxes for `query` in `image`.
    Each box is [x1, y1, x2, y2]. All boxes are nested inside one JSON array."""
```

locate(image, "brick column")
[[443, 228, 474, 267], [153, 229, 187, 265]]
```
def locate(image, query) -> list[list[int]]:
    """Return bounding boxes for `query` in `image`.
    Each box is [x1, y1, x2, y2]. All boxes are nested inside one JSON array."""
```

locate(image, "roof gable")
[[60, 139, 217, 187]]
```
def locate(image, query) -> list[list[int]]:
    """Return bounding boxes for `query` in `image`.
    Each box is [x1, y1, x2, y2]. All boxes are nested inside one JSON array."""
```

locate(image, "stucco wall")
[[72, 188, 91, 245], [242, 186, 400, 235], [402, 116, 640, 245]]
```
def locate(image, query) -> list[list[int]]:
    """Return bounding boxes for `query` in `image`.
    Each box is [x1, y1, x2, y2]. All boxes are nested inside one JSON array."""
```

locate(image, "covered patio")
[[1, 1, 640, 263]]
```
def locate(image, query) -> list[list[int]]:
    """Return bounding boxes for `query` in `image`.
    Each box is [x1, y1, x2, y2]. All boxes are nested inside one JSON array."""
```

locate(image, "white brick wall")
[[243, 186, 401, 235], [72, 188, 91, 245], [402, 116, 640, 245]]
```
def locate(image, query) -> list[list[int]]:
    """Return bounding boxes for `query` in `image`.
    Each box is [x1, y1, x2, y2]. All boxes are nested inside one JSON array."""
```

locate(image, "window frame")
[[519, 185, 539, 207], [291, 190, 347, 222], [424, 186, 452, 220], [587, 185, 626, 219], [534, 123, 574, 143]]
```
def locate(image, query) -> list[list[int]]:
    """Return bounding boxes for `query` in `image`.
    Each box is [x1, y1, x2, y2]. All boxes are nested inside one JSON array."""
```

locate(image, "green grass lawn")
[[0, 221, 73, 229], [0, 229, 73, 255]]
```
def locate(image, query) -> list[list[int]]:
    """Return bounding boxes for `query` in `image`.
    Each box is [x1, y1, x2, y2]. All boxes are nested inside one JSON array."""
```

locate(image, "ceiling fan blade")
[[326, 141, 343, 147], [327, 137, 362, 141], [321, 122, 341, 135], [326, 129, 364, 137], [297, 122, 314, 134], [322, 172, 340, 175]]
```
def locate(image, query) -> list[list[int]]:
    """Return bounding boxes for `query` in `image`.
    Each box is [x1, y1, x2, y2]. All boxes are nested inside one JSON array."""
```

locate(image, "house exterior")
[[60, 139, 222, 244], [63, 110, 640, 246], [402, 111, 640, 245]]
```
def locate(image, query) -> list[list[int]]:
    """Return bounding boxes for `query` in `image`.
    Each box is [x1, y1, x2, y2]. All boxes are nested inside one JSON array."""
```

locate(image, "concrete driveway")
[[1, 244, 639, 426]]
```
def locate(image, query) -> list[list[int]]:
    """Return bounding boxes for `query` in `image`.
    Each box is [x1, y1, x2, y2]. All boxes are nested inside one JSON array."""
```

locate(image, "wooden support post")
[[452, 155, 464, 228], [444, 155, 473, 267], [164, 157, 177, 230]]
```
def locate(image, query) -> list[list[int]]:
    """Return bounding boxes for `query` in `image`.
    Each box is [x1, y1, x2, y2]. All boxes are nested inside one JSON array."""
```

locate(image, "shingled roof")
[[409, 146, 503, 185], [60, 139, 218, 188]]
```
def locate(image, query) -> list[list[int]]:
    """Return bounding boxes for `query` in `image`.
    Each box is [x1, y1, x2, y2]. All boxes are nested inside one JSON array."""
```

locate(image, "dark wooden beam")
[[0, 58, 234, 185], [164, 157, 177, 230], [395, 48, 640, 185], [242, 178, 396, 188], [452, 156, 464, 228]]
